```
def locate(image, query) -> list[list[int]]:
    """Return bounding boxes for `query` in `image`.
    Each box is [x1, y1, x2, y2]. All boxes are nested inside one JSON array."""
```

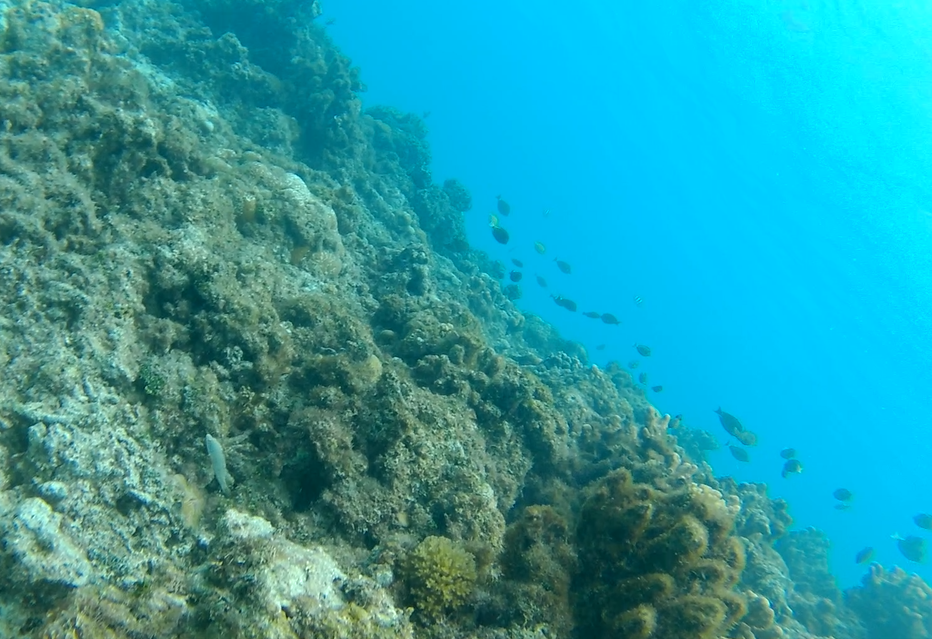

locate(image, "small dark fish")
[[781, 459, 803, 478], [582, 311, 601, 319], [535, 275, 548, 288], [729, 445, 750, 462], [511, 258, 524, 268], [601, 313, 621, 325], [595, 344, 606, 351], [554, 259, 572, 274], [897, 535, 926, 563], [635, 344, 652, 357], [638, 372, 648, 384], [833, 488, 853, 502], [651, 385, 663, 392], [496, 195, 511, 216], [669, 414, 683, 428], [509, 270, 523, 282], [627, 360, 639, 369], [633, 295, 644, 307], [552, 295, 577, 312], [914, 513, 932, 530], [715, 407, 744, 438], [492, 226, 510, 244], [780, 448, 797, 460], [734, 430, 758, 446], [855, 547, 875, 564]]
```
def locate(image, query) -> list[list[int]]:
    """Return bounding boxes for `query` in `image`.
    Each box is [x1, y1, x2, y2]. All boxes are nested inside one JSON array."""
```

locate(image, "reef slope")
[[0, 0, 919, 637]]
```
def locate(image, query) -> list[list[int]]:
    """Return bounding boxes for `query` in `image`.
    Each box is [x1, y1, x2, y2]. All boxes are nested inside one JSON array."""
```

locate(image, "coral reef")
[[0, 0, 929, 637], [846, 565, 931, 639], [776, 528, 846, 637]]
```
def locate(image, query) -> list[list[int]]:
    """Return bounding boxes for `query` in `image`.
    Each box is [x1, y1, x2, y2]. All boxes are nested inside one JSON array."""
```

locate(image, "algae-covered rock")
[[403, 535, 477, 623], [846, 565, 930, 639], [366, 106, 432, 190], [200, 509, 413, 638], [0, 496, 94, 589], [491, 505, 576, 634], [442, 177, 472, 213], [575, 468, 747, 639]]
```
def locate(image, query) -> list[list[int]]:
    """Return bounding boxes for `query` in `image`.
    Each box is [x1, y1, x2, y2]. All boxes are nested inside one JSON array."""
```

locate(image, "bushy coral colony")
[[0, 0, 924, 637]]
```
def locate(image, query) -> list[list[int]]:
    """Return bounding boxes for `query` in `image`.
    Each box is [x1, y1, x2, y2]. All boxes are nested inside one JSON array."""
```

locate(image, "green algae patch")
[[403, 535, 477, 624]]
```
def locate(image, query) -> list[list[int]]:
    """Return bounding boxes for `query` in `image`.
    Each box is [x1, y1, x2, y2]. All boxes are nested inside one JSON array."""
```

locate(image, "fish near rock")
[[855, 547, 874, 564], [509, 270, 523, 282], [896, 535, 926, 563], [729, 445, 750, 462], [715, 407, 744, 438], [734, 430, 758, 446], [206, 434, 234, 493]]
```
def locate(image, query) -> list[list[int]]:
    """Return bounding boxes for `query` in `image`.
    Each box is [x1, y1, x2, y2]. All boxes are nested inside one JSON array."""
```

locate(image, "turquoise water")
[[329, 0, 932, 589]]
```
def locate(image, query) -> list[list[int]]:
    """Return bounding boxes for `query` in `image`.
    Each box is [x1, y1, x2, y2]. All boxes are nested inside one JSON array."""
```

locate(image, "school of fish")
[[487, 196, 927, 568]]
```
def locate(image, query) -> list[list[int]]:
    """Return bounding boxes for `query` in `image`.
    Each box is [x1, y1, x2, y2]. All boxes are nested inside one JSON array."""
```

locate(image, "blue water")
[[327, 0, 932, 588]]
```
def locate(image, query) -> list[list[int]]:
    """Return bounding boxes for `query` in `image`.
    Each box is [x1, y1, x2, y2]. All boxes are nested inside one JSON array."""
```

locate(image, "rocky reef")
[[0, 0, 928, 637], [845, 565, 932, 639]]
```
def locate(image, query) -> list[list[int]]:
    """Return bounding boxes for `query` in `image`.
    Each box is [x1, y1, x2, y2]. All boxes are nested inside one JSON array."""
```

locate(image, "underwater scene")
[[1, 0, 931, 636]]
